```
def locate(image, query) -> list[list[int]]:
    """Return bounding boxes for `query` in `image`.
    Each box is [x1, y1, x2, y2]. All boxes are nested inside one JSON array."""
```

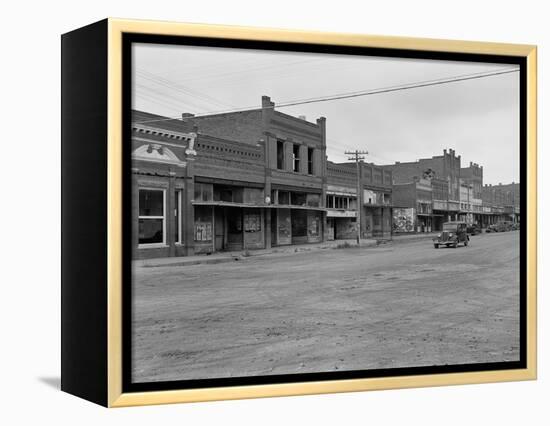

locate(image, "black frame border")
[[122, 33, 527, 394]]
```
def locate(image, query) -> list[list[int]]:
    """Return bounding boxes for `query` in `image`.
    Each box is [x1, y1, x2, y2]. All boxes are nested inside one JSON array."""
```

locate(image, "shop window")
[[271, 189, 278, 205], [293, 144, 300, 172], [291, 192, 306, 206], [279, 191, 290, 205], [308, 147, 314, 175], [194, 182, 213, 202], [277, 140, 284, 170], [306, 193, 320, 207], [139, 188, 165, 245], [213, 185, 244, 203], [326, 195, 334, 208], [217, 188, 233, 202], [243, 188, 263, 204]]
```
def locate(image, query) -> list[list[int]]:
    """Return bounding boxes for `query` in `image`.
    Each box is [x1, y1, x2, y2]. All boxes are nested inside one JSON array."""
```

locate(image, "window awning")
[[192, 201, 327, 211]]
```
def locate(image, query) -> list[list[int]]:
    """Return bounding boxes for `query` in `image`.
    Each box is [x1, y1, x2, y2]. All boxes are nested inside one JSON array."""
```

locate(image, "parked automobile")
[[501, 221, 515, 231], [486, 222, 509, 233], [466, 223, 481, 235], [433, 221, 470, 248]]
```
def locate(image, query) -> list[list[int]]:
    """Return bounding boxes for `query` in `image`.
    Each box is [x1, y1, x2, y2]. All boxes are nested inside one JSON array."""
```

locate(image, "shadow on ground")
[[38, 377, 60, 390]]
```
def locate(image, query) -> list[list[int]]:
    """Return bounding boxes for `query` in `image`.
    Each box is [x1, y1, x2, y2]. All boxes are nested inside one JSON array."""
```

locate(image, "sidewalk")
[[389, 232, 439, 243], [134, 238, 378, 268]]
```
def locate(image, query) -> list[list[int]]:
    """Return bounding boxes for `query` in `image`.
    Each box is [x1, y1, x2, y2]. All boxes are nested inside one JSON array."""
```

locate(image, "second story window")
[[293, 144, 300, 172], [276, 140, 284, 170], [308, 147, 314, 174]]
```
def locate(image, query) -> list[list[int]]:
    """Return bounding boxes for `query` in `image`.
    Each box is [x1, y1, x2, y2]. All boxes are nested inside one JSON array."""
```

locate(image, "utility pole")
[[345, 150, 368, 245]]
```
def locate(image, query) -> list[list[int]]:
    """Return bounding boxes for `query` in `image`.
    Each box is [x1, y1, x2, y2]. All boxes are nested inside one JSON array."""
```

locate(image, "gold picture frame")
[[61, 18, 537, 407]]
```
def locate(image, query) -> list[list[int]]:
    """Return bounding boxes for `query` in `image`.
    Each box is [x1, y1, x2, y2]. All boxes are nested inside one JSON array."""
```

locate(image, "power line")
[[136, 69, 237, 110], [134, 67, 519, 125]]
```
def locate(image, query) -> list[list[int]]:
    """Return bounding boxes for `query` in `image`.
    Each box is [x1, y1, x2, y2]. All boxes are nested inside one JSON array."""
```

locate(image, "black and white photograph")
[[129, 41, 522, 385]]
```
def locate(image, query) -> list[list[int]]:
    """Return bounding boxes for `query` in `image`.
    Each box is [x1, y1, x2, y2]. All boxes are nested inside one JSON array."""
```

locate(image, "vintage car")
[[466, 223, 481, 235], [485, 224, 498, 233], [501, 221, 515, 231], [486, 222, 509, 233], [433, 221, 469, 248]]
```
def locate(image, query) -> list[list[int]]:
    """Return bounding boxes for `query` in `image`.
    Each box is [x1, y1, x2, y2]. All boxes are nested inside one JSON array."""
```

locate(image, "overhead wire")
[[134, 67, 520, 125]]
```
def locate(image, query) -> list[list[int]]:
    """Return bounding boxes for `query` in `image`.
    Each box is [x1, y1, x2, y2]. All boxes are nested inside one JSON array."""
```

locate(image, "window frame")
[[276, 140, 285, 170], [138, 187, 167, 248], [292, 143, 300, 172], [174, 189, 182, 245]]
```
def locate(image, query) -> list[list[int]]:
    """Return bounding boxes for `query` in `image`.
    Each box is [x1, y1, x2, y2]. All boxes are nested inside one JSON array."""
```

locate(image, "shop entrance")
[[226, 207, 243, 251], [214, 208, 225, 251]]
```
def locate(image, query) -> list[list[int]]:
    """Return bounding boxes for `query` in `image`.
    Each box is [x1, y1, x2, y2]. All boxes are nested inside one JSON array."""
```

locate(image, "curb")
[[137, 239, 379, 268]]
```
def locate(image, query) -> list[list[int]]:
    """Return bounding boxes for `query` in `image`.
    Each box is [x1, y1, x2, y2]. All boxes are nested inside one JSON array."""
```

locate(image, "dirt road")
[[132, 231, 520, 383]]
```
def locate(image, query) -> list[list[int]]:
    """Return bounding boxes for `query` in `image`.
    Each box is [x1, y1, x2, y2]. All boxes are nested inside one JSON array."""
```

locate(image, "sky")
[[132, 43, 520, 185]]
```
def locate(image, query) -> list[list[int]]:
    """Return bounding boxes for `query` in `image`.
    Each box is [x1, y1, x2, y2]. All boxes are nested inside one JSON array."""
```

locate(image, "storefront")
[[192, 181, 267, 254], [270, 188, 324, 246], [325, 210, 357, 241], [325, 189, 357, 241]]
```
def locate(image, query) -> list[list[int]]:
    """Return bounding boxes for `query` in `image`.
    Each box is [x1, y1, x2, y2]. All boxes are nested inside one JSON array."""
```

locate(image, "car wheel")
[[464, 240, 468, 246], [453, 243, 458, 248], [434, 244, 439, 249]]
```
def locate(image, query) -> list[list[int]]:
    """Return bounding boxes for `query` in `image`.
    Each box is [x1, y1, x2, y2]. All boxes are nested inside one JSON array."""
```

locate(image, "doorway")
[[214, 207, 225, 251]]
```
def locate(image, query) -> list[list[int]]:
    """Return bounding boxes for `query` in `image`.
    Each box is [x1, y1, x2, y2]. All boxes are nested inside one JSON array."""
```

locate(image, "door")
[[214, 207, 224, 251]]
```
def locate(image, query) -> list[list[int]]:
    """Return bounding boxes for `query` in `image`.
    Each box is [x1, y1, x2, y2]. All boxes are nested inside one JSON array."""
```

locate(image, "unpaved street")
[[132, 231, 520, 383]]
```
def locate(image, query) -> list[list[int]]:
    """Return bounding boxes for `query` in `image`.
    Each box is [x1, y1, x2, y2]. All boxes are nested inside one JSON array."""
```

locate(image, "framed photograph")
[[61, 18, 537, 407]]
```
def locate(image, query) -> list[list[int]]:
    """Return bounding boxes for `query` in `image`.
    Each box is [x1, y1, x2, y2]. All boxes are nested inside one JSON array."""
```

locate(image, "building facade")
[[392, 178, 433, 233], [481, 182, 521, 225], [132, 96, 328, 259], [325, 161, 393, 240], [132, 104, 520, 259], [382, 149, 461, 231]]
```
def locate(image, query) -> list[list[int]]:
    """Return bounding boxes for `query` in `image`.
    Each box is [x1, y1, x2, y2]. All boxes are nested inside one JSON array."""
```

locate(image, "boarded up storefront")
[[243, 208, 264, 249], [194, 205, 214, 253], [275, 208, 292, 245], [307, 210, 322, 243]]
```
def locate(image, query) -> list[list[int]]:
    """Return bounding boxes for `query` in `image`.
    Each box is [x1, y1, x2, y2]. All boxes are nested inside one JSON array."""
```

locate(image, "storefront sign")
[[326, 209, 357, 218]]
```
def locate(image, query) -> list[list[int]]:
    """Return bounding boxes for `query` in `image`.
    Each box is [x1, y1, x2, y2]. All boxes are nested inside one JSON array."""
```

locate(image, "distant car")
[[433, 221, 470, 248], [466, 224, 481, 235], [511, 222, 520, 230], [485, 224, 497, 233], [501, 221, 515, 231], [486, 222, 508, 233]]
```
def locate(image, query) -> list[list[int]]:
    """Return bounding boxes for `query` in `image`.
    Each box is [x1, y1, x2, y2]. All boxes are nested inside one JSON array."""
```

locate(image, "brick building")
[[131, 96, 328, 259], [382, 149, 462, 231], [459, 162, 484, 225], [325, 161, 393, 240], [482, 182, 520, 224], [392, 177, 433, 233]]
